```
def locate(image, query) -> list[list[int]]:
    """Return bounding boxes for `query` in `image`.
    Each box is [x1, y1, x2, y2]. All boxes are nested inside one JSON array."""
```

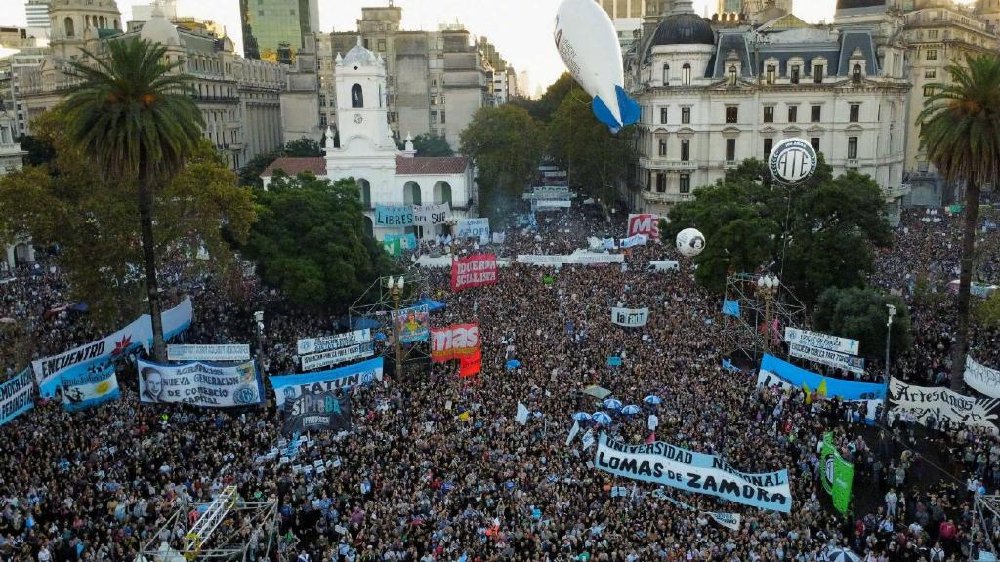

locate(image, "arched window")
[[351, 83, 363, 108], [358, 179, 371, 208], [114, 19, 120, 30], [403, 181, 421, 206], [661, 64, 669, 85], [682, 63, 691, 85], [99, 16, 106, 28], [853, 63, 862, 82], [728, 65, 737, 85], [433, 181, 452, 206], [64, 17, 75, 37]]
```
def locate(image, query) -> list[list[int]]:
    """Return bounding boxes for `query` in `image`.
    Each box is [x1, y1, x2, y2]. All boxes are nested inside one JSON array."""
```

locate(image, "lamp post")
[[757, 274, 780, 354], [253, 310, 264, 375], [387, 276, 405, 379], [883, 303, 897, 422]]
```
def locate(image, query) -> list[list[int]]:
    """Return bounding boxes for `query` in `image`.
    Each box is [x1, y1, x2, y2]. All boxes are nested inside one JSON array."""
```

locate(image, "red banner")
[[459, 349, 482, 377], [450, 254, 498, 291], [627, 214, 660, 239], [431, 323, 480, 363]]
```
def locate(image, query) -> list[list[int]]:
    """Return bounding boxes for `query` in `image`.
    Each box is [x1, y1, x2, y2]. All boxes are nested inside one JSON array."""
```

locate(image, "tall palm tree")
[[61, 38, 204, 361], [918, 55, 1000, 391]]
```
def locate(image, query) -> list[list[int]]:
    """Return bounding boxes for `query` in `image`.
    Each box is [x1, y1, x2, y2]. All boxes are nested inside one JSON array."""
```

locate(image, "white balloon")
[[676, 228, 706, 257]]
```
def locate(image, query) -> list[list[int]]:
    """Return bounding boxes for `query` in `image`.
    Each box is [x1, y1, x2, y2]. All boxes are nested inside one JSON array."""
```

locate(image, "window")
[[790, 65, 800, 84], [679, 174, 691, 194], [658, 139, 667, 156], [656, 173, 666, 193], [813, 64, 823, 83], [378, 40, 386, 51], [726, 139, 736, 161], [927, 49, 938, 61], [726, 106, 738, 124], [728, 64, 738, 85], [681, 139, 690, 161], [660, 107, 668, 124], [924, 86, 934, 97], [848, 136, 858, 159], [431, 111, 438, 124], [811, 105, 821, 122], [788, 106, 797, 122], [351, 83, 364, 108], [763, 106, 774, 123], [853, 63, 862, 82], [662, 64, 669, 85], [766, 64, 775, 84], [763, 138, 773, 159], [928, 29, 939, 39], [682, 63, 691, 85], [924, 69, 937, 79], [681, 107, 690, 124], [849, 103, 860, 123], [646, 171, 652, 190], [811, 137, 820, 152], [64, 17, 74, 37], [440, 111, 445, 124]]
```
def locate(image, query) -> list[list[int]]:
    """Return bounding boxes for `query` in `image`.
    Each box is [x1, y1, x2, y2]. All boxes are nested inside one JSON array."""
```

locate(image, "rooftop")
[[261, 157, 326, 178], [395, 156, 469, 175]]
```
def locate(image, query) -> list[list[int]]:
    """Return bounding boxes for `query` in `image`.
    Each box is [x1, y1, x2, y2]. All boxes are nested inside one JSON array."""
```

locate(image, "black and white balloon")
[[676, 228, 705, 257]]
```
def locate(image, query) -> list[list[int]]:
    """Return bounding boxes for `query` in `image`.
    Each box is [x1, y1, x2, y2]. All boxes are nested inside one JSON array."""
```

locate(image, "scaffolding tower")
[[721, 272, 806, 365], [348, 272, 432, 372], [970, 494, 1000, 561]]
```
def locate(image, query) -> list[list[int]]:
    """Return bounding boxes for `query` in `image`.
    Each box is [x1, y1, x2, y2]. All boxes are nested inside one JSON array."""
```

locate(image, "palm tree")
[[918, 55, 1000, 391], [61, 38, 204, 361]]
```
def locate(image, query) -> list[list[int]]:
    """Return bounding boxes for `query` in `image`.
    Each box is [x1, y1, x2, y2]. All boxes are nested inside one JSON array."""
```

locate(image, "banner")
[[627, 213, 659, 238], [271, 357, 384, 408], [137, 359, 264, 408], [431, 323, 480, 362], [594, 433, 791, 512], [756, 370, 881, 423], [382, 237, 401, 256], [384, 233, 418, 251], [33, 298, 193, 397], [788, 342, 865, 375], [784, 327, 859, 356], [459, 350, 481, 377], [281, 391, 352, 436], [620, 234, 647, 248], [889, 378, 1000, 433], [611, 307, 649, 328], [966, 357, 1000, 399], [654, 492, 742, 531], [534, 200, 571, 208], [450, 254, 498, 291], [300, 341, 376, 371], [491, 232, 506, 245], [820, 432, 854, 515], [413, 203, 450, 226], [297, 329, 372, 355], [374, 204, 414, 226], [647, 260, 679, 272], [167, 344, 250, 362], [61, 363, 119, 412], [394, 304, 430, 343], [0, 369, 33, 427], [455, 218, 490, 238], [760, 354, 884, 400], [517, 253, 624, 266]]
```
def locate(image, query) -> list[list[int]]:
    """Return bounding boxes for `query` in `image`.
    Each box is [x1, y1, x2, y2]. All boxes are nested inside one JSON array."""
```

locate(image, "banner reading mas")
[[431, 324, 480, 362], [138, 359, 263, 408]]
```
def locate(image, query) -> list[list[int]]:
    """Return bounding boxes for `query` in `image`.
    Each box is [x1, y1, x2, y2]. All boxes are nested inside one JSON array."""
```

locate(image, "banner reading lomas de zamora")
[[450, 254, 498, 291]]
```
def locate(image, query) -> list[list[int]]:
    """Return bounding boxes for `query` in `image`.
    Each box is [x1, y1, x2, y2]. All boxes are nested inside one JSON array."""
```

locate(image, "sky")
[[1, 0, 969, 92]]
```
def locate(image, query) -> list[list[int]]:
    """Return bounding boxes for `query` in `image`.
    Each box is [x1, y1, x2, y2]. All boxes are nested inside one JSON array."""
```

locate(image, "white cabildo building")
[[627, 0, 909, 224], [263, 39, 477, 241]]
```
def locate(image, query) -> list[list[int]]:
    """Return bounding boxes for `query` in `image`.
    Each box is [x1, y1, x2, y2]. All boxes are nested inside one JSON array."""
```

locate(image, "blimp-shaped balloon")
[[554, 0, 640, 133], [676, 228, 706, 257]]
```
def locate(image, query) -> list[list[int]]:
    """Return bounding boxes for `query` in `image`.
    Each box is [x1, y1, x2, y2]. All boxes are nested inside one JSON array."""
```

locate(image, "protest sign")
[[280, 390, 352, 436], [297, 330, 372, 355], [413, 203, 450, 226], [517, 253, 624, 266], [431, 323, 480, 362], [611, 307, 649, 328], [0, 369, 33, 426], [300, 341, 376, 371], [784, 327, 859, 355], [137, 359, 263, 408], [451, 254, 498, 291], [756, 370, 881, 423], [455, 218, 490, 238], [167, 344, 251, 362], [889, 378, 1000, 433], [788, 342, 865, 375]]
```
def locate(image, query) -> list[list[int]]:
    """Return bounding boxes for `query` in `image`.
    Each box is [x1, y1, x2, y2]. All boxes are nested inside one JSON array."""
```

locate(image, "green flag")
[[383, 238, 401, 257], [821, 432, 855, 515], [543, 275, 555, 285]]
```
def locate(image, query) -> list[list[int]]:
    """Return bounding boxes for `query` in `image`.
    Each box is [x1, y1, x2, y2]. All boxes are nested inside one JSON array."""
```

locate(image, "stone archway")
[[433, 181, 452, 206], [403, 181, 421, 206], [357, 178, 371, 208]]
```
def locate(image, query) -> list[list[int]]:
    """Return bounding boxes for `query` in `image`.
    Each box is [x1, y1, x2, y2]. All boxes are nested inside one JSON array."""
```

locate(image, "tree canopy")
[[241, 173, 394, 310], [411, 134, 454, 157], [665, 158, 893, 305], [813, 287, 912, 363]]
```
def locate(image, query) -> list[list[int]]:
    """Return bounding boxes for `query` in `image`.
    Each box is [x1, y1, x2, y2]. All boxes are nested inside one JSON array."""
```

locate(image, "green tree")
[[664, 158, 892, 304], [283, 138, 323, 157], [459, 105, 544, 225], [238, 150, 282, 188], [918, 55, 1000, 390], [17, 134, 56, 167], [59, 38, 205, 360], [547, 86, 635, 208], [510, 72, 575, 123], [814, 287, 913, 364], [411, 134, 454, 157], [242, 173, 394, 309]]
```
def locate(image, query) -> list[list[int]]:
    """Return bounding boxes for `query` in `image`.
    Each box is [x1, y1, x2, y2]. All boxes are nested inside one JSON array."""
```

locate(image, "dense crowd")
[[0, 203, 997, 562]]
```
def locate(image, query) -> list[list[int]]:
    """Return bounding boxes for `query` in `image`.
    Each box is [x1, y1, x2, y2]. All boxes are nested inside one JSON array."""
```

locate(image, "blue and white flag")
[[61, 363, 119, 412], [271, 357, 384, 408], [620, 234, 647, 248], [0, 369, 34, 426]]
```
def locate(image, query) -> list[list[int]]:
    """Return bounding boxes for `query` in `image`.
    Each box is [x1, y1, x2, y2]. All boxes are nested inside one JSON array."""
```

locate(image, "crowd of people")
[[0, 202, 997, 562]]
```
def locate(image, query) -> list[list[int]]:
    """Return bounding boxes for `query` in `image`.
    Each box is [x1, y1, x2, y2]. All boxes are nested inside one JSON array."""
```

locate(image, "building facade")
[[311, 5, 503, 150], [263, 41, 477, 241], [0, 46, 47, 137], [24, 0, 52, 41], [239, 0, 319, 61], [17, 1, 286, 170], [627, 0, 909, 223]]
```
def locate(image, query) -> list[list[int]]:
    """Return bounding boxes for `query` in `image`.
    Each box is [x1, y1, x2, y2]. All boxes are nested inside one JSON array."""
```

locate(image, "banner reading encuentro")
[[137, 359, 263, 408], [594, 433, 791, 512], [451, 254, 498, 291]]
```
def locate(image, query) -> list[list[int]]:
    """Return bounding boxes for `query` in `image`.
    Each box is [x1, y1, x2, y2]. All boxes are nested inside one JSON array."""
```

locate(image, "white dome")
[[140, 7, 179, 46], [342, 37, 378, 67]]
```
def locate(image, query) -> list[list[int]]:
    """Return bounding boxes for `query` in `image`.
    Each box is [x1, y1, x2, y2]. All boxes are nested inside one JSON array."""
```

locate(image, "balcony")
[[641, 191, 694, 205], [846, 158, 860, 168], [724, 160, 738, 169], [640, 157, 697, 171]]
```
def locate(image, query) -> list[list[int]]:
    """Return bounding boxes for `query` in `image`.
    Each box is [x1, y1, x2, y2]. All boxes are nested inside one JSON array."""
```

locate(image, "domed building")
[[625, 0, 909, 225]]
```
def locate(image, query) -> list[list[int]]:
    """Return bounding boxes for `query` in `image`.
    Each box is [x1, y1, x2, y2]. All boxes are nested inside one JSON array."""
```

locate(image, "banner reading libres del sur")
[[33, 298, 193, 397], [594, 433, 791, 512]]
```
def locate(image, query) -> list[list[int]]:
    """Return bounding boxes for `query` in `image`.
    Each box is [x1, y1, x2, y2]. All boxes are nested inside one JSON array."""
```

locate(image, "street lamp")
[[883, 303, 897, 422], [386, 276, 405, 378], [253, 310, 264, 375], [757, 274, 780, 353]]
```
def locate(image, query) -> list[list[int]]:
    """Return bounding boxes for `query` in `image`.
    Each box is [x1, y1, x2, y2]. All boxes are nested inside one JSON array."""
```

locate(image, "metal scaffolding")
[[348, 272, 432, 372], [721, 272, 806, 365], [970, 495, 1000, 561]]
